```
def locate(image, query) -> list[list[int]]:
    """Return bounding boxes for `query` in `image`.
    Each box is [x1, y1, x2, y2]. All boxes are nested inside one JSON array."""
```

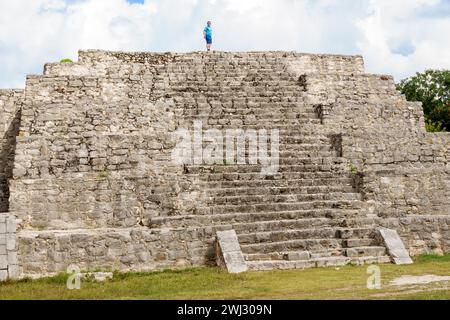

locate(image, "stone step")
[[164, 91, 306, 98], [173, 97, 308, 104], [342, 238, 376, 248], [207, 192, 362, 206], [227, 219, 341, 234], [344, 246, 387, 258], [241, 238, 344, 254], [200, 175, 354, 187], [173, 121, 325, 129], [179, 118, 322, 126], [192, 158, 345, 169], [186, 144, 336, 152], [246, 255, 391, 271], [188, 170, 352, 182], [207, 185, 355, 197], [228, 217, 380, 234], [186, 161, 344, 173], [336, 227, 378, 240], [245, 248, 345, 262], [244, 244, 385, 262], [175, 109, 317, 117], [159, 70, 296, 76], [149, 209, 369, 229], [179, 114, 318, 122], [201, 176, 354, 187], [274, 151, 338, 158], [184, 156, 341, 166], [238, 228, 339, 244], [180, 115, 320, 123], [196, 200, 364, 215], [237, 227, 373, 245], [176, 100, 310, 108], [185, 164, 344, 175], [167, 85, 306, 92]]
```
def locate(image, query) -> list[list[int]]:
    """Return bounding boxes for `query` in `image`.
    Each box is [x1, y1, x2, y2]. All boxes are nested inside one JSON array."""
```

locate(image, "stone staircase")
[[126, 52, 390, 270]]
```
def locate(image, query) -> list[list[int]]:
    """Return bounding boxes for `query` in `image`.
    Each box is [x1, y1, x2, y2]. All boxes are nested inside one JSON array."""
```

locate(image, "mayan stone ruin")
[[0, 50, 449, 280]]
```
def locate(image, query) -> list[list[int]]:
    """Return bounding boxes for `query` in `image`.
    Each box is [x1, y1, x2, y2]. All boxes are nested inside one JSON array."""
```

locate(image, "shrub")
[[397, 69, 450, 132]]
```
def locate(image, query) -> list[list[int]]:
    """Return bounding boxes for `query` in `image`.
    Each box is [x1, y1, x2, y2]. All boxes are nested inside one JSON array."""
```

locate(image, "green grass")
[[60, 58, 73, 63], [0, 254, 449, 300], [413, 253, 450, 263]]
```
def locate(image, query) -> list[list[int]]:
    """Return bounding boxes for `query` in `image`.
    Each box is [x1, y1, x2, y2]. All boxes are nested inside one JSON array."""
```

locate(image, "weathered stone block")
[[8, 264, 22, 279], [7, 251, 18, 265], [378, 228, 413, 264], [284, 251, 310, 261], [0, 255, 7, 269], [6, 218, 16, 234], [0, 270, 8, 282], [216, 230, 248, 274]]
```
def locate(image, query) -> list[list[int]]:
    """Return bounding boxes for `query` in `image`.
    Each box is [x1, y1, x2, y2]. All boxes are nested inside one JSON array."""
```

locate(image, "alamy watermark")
[[171, 120, 280, 175], [366, 265, 381, 290], [67, 265, 81, 290]]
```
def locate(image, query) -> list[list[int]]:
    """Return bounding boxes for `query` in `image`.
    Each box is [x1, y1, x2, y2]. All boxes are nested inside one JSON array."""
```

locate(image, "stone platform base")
[[0, 214, 445, 280]]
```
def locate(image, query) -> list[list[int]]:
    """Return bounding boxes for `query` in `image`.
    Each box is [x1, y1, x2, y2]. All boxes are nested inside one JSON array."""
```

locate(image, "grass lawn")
[[0, 254, 449, 300]]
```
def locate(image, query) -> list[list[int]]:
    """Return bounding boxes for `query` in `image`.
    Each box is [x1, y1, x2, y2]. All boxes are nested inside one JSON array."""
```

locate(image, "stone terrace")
[[0, 50, 448, 278]]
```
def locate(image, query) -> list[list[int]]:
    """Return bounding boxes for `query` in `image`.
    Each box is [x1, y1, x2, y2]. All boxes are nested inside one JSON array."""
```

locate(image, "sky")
[[0, 0, 449, 88]]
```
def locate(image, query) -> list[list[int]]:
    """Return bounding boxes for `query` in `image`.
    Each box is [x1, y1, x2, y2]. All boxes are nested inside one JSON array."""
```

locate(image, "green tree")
[[396, 69, 450, 132]]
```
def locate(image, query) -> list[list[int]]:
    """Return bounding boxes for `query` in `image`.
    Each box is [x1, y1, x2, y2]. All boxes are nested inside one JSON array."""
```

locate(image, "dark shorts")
[[206, 36, 212, 44]]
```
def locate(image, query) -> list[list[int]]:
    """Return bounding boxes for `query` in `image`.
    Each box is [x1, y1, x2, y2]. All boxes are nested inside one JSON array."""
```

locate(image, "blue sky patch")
[[391, 41, 416, 57], [127, 0, 145, 4]]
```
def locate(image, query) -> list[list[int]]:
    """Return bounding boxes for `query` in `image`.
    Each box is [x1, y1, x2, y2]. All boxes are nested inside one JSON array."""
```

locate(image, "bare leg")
[[207, 43, 211, 52]]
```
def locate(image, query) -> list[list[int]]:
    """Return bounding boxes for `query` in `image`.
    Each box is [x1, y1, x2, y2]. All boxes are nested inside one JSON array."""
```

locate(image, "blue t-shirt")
[[204, 26, 213, 38]]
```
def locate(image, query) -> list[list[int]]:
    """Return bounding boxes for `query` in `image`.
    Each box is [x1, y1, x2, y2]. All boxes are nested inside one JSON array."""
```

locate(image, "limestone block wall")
[[361, 133, 450, 217], [307, 71, 450, 217], [17, 225, 215, 275], [0, 90, 23, 213], [0, 213, 19, 280], [10, 172, 205, 230], [18, 76, 160, 138], [11, 127, 203, 230], [380, 216, 450, 255]]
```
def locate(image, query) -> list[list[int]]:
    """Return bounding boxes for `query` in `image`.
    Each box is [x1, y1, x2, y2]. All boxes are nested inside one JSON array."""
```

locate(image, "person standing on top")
[[203, 21, 213, 52]]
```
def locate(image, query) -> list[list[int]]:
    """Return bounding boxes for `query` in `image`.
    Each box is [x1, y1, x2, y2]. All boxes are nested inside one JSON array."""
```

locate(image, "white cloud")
[[0, 0, 157, 87], [0, 0, 449, 88], [356, 0, 450, 81]]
